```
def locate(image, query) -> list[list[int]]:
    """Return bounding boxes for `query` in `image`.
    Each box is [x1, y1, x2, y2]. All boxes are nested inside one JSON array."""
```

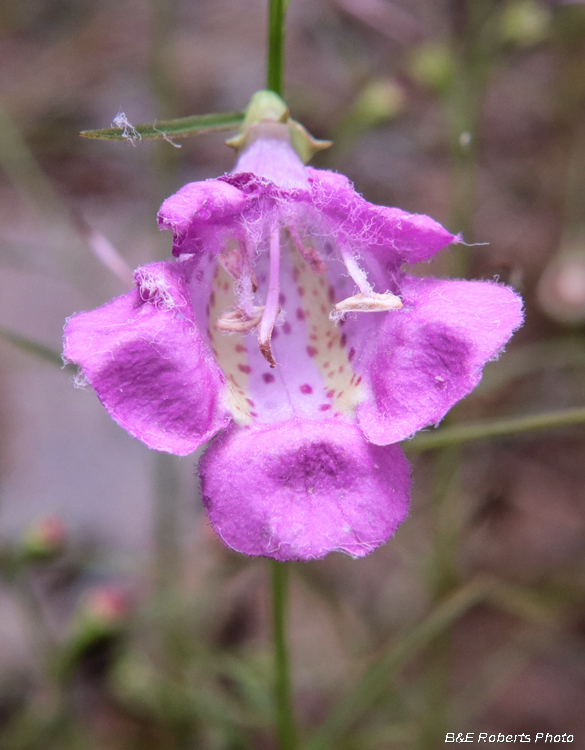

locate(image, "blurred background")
[[1, 0, 585, 748]]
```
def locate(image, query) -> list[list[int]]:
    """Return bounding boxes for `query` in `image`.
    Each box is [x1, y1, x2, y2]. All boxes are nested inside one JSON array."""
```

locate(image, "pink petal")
[[358, 276, 524, 444], [200, 418, 410, 561], [64, 260, 231, 455], [308, 169, 457, 264]]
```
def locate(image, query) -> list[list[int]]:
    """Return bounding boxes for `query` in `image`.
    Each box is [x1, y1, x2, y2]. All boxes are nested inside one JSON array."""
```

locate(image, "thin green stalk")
[[153, 451, 182, 599], [305, 579, 493, 750], [405, 406, 585, 453], [267, 0, 288, 95], [266, 5, 295, 747], [446, 0, 499, 276], [417, 447, 462, 750], [271, 561, 297, 750], [0, 326, 66, 368]]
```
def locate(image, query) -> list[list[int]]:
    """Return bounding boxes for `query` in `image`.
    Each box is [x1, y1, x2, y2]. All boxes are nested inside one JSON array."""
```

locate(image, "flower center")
[[207, 233, 382, 425], [213, 229, 402, 368]]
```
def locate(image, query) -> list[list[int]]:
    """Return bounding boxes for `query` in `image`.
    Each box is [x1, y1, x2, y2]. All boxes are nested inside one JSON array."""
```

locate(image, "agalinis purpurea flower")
[[64, 92, 523, 562]]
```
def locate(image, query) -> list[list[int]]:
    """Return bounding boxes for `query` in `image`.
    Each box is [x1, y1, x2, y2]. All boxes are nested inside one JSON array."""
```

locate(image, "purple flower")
[[64, 95, 523, 561]]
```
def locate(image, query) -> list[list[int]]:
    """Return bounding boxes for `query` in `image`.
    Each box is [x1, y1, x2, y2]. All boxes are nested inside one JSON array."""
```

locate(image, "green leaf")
[[79, 111, 245, 142]]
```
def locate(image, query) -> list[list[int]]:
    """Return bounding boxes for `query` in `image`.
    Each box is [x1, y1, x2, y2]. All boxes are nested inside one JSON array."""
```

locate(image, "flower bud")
[[500, 0, 550, 47], [82, 585, 130, 628], [21, 516, 67, 561], [408, 43, 454, 93]]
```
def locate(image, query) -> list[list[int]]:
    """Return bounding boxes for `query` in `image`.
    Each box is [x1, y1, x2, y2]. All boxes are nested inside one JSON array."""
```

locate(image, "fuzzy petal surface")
[[158, 179, 247, 257], [64, 261, 231, 455], [307, 169, 458, 264], [200, 418, 410, 561], [358, 276, 524, 445]]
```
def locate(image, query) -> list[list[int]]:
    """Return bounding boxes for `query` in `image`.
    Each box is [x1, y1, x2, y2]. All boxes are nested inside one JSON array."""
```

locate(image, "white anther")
[[333, 292, 403, 316], [216, 306, 265, 332]]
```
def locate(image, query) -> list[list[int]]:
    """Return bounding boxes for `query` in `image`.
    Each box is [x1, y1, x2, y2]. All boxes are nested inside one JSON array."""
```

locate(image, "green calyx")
[[226, 90, 331, 164]]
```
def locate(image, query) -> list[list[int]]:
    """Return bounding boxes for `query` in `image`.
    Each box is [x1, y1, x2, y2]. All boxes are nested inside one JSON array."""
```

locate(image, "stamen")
[[216, 306, 264, 332], [258, 229, 281, 368], [339, 245, 372, 295], [333, 291, 403, 317], [333, 245, 401, 318], [215, 239, 260, 330], [289, 227, 328, 274], [218, 241, 258, 295]]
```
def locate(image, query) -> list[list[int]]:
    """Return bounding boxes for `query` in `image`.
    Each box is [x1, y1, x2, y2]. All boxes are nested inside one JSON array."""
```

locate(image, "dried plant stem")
[[271, 561, 297, 750]]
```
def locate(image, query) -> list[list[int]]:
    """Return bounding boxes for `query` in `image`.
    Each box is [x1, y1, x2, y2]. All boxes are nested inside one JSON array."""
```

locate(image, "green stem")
[[153, 451, 182, 599], [446, 0, 499, 276], [417, 447, 461, 750], [305, 579, 492, 750], [405, 406, 585, 453], [267, 0, 287, 95], [271, 560, 297, 750]]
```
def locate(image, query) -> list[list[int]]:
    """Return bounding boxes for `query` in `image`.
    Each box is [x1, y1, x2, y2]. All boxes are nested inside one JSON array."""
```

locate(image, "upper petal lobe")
[[308, 169, 457, 265], [158, 179, 247, 257]]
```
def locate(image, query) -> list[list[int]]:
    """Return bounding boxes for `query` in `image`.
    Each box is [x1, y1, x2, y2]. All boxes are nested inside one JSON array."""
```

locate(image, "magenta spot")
[[283, 322, 292, 335], [235, 343, 246, 353], [238, 364, 251, 374], [279, 292, 286, 305], [296, 307, 305, 321], [262, 373, 275, 383], [328, 286, 335, 303], [319, 404, 331, 411], [338, 365, 344, 373], [356, 376, 362, 385], [272, 327, 279, 340], [348, 347, 356, 362], [250, 412, 258, 418], [320, 304, 327, 313], [300, 384, 313, 394], [340, 333, 347, 347], [246, 398, 255, 407], [326, 389, 335, 398], [306, 346, 318, 358], [298, 286, 305, 297], [210, 291, 216, 306]]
